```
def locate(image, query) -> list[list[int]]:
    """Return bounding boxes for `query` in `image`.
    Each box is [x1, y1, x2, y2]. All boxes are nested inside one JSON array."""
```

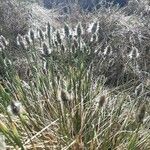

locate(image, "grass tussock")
[[0, 0, 150, 149]]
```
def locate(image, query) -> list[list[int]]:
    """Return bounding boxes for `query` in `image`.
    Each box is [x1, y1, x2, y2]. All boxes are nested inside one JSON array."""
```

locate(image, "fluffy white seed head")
[[76, 22, 83, 37], [7, 101, 24, 116], [128, 46, 140, 59], [0, 35, 9, 47]]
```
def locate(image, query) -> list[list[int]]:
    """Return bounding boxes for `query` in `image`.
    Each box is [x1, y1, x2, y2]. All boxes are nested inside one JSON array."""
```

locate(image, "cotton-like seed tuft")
[[17, 34, 22, 45], [103, 45, 112, 56], [128, 46, 140, 59], [73, 39, 78, 48], [61, 44, 65, 52], [7, 101, 23, 116], [54, 40, 58, 47], [99, 95, 106, 107], [91, 22, 98, 34], [30, 30, 35, 42], [135, 83, 144, 97], [47, 22, 51, 35], [39, 29, 44, 41], [0, 35, 9, 47], [25, 35, 31, 46], [16, 34, 26, 50], [0, 42, 5, 50], [61, 90, 70, 103], [42, 43, 51, 56], [76, 23, 83, 37], [136, 104, 146, 124], [90, 33, 98, 42], [56, 31, 62, 44], [64, 24, 70, 37]]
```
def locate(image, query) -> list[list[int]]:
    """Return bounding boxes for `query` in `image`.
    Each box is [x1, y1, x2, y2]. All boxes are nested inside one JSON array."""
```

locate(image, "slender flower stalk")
[[47, 22, 51, 47]]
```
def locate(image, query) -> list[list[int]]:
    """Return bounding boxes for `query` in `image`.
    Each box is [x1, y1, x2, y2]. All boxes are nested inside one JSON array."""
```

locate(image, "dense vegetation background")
[[0, 0, 150, 149], [43, 0, 128, 9]]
